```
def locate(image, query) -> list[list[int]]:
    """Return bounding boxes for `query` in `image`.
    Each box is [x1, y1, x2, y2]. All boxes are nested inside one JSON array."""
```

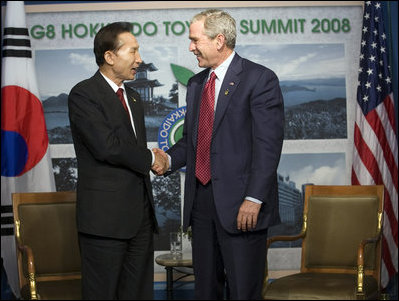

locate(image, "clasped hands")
[[151, 148, 169, 176]]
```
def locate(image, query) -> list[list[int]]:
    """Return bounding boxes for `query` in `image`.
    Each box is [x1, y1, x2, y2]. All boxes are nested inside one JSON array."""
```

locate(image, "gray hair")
[[191, 9, 236, 49]]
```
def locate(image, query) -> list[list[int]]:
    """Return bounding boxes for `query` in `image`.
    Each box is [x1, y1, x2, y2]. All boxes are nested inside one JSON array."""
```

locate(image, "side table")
[[155, 252, 193, 299]]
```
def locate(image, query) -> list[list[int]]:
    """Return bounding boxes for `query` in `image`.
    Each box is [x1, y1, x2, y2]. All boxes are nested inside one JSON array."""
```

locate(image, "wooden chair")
[[12, 191, 81, 300], [262, 185, 384, 300]]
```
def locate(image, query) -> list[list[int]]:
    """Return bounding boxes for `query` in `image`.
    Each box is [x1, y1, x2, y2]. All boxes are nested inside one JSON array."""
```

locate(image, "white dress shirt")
[[209, 50, 235, 111]]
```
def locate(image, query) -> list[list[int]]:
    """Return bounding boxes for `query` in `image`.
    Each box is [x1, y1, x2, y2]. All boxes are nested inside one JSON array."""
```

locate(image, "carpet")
[[154, 281, 195, 300]]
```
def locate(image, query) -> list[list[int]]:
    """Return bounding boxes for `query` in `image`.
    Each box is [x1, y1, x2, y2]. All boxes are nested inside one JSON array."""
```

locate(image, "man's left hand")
[[237, 200, 262, 232]]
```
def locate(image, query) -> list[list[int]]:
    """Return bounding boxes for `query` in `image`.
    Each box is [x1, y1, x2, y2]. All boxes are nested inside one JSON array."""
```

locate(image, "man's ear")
[[216, 34, 225, 50], [104, 50, 114, 65]]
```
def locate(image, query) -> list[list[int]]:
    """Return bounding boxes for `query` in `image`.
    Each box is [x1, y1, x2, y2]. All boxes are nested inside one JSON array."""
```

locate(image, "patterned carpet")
[[154, 281, 195, 300]]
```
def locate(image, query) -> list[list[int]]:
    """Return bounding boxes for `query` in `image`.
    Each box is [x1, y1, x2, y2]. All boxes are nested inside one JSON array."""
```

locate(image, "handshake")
[[151, 148, 169, 176]]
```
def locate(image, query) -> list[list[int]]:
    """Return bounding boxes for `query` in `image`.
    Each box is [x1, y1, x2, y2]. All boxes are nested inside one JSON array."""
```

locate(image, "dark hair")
[[93, 22, 133, 66]]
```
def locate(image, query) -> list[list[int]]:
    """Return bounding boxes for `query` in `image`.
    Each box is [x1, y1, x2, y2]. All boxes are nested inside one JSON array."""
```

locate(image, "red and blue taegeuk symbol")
[[1, 85, 48, 177]]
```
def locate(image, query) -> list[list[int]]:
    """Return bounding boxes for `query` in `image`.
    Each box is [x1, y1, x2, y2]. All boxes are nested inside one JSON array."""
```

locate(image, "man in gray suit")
[[157, 10, 284, 300], [68, 22, 167, 299]]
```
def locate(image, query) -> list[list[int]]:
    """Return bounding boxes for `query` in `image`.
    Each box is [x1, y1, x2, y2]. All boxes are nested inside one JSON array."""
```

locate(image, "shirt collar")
[[210, 51, 235, 81], [100, 71, 125, 93]]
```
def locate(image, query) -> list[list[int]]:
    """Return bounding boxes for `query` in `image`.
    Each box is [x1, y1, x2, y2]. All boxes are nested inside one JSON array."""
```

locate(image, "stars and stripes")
[[352, 1, 398, 289]]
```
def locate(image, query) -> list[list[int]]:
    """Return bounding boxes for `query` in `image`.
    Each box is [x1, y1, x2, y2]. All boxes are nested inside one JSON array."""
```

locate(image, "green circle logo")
[[158, 106, 186, 151]]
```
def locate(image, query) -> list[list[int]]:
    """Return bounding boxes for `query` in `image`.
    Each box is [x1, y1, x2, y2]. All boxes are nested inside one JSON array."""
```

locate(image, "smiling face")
[[189, 19, 219, 69], [103, 32, 142, 86]]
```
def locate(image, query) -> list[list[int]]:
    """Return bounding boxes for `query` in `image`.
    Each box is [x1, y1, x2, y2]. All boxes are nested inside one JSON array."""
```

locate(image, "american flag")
[[352, 1, 398, 288]]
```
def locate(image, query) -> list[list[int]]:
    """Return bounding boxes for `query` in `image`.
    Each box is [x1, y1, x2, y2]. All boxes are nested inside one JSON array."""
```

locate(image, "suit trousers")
[[191, 181, 268, 300], [78, 194, 154, 300]]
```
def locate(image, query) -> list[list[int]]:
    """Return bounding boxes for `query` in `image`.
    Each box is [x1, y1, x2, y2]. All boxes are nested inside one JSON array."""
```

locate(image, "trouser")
[[191, 181, 268, 300], [78, 199, 154, 300]]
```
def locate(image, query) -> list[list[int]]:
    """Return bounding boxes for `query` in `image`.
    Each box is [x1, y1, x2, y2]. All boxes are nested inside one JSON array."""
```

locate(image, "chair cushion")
[[21, 279, 82, 300], [263, 273, 378, 300], [305, 196, 379, 270], [19, 203, 81, 275]]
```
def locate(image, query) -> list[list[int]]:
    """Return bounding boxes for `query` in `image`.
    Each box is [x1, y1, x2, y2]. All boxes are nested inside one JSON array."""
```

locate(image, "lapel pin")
[[131, 96, 136, 102], [225, 89, 229, 96], [229, 82, 235, 86]]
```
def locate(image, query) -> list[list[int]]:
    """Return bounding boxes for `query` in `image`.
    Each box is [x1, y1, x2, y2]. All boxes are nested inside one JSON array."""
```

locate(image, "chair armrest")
[[19, 245, 39, 300], [264, 226, 306, 287], [15, 220, 39, 300], [264, 213, 307, 290], [356, 210, 382, 298], [267, 231, 306, 249], [356, 232, 381, 297], [266, 213, 307, 249]]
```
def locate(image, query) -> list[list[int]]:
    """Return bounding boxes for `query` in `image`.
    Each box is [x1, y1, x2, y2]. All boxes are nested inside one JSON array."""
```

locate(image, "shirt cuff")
[[167, 154, 172, 171], [246, 196, 262, 204], [150, 149, 155, 166]]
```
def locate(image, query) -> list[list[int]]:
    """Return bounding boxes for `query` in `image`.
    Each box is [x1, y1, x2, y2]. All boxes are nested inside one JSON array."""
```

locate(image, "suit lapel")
[[191, 71, 209, 148], [191, 54, 243, 146], [93, 71, 139, 144], [213, 54, 242, 136], [94, 71, 130, 121], [126, 90, 144, 145]]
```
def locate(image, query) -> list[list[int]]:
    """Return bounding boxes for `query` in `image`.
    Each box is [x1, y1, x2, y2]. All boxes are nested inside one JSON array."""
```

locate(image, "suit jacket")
[[168, 53, 284, 234], [68, 70, 156, 239]]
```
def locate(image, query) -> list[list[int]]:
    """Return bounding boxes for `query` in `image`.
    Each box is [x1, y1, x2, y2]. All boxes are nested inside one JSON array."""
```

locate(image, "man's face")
[[189, 20, 218, 69], [112, 32, 142, 81]]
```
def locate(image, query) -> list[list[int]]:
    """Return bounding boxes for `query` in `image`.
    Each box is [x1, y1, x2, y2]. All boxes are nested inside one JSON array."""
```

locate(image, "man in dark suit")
[[68, 22, 168, 300], [159, 9, 284, 300]]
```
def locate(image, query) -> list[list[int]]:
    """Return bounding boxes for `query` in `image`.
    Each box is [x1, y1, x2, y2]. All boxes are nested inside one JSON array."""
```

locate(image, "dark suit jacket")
[[68, 70, 156, 239], [168, 53, 284, 234]]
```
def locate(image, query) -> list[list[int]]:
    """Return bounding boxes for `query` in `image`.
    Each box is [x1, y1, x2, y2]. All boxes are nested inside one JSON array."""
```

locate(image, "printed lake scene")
[[37, 43, 346, 143], [35, 46, 178, 144], [236, 43, 347, 139]]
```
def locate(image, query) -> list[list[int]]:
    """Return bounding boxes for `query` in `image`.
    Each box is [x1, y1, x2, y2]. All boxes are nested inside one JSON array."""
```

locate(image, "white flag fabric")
[[1, 1, 56, 296]]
